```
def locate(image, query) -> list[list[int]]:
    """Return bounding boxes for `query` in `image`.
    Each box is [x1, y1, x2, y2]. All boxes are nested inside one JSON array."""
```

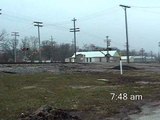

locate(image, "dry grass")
[[0, 70, 159, 119]]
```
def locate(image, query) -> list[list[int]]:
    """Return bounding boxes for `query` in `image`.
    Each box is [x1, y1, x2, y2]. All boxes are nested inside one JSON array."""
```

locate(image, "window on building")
[[90, 58, 92, 62], [99, 57, 102, 62], [86, 58, 88, 62]]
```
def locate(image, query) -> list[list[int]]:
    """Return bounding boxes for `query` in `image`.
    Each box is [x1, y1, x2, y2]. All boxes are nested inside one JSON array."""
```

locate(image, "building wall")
[[110, 57, 120, 62], [65, 58, 75, 62], [84, 57, 119, 63], [121, 58, 134, 63], [76, 54, 85, 63], [134, 58, 145, 63], [121, 56, 156, 63]]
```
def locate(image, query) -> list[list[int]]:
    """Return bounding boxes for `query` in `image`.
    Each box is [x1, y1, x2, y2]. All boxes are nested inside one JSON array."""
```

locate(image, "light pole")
[[120, 4, 131, 63]]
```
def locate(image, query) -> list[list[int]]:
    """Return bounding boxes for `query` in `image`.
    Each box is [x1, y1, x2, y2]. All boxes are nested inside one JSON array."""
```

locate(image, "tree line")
[[0, 30, 158, 63], [0, 31, 74, 62]]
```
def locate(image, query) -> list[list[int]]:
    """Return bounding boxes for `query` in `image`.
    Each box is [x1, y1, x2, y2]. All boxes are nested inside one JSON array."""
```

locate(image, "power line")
[[1, 7, 119, 26], [2, 11, 72, 25], [79, 29, 128, 49], [135, 9, 160, 15], [131, 6, 160, 9], [2, 13, 33, 22], [78, 7, 118, 21], [45, 23, 70, 31]]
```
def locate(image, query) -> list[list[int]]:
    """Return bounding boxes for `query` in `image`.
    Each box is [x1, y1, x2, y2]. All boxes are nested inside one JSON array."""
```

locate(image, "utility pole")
[[71, 39, 74, 46], [51, 36, 53, 42], [70, 18, 80, 62], [0, 9, 2, 15], [11, 32, 19, 63], [120, 4, 131, 63], [140, 48, 145, 63], [104, 36, 111, 62], [150, 51, 153, 62], [71, 39, 74, 50], [33, 21, 43, 62], [158, 42, 160, 63], [50, 36, 54, 62]]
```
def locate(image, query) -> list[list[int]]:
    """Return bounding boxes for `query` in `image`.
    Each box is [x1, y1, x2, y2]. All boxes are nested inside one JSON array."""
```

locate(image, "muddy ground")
[[1, 62, 160, 120], [1, 62, 160, 74]]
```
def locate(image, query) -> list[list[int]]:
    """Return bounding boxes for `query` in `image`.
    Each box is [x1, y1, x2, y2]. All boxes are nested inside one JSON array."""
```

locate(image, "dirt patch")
[[69, 85, 91, 89], [110, 75, 158, 85], [112, 65, 138, 70], [19, 105, 80, 120], [22, 86, 37, 89], [1, 70, 17, 74]]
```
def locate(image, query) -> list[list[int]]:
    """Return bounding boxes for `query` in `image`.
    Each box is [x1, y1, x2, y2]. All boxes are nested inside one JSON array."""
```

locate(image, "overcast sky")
[[1, 0, 160, 53]]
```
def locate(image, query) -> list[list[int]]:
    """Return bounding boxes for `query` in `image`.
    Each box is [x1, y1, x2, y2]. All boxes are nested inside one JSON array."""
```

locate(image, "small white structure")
[[134, 56, 146, 63], [65, 50, 120, 63], [145, 56, 156, 63], [121, 56, 134, 63]]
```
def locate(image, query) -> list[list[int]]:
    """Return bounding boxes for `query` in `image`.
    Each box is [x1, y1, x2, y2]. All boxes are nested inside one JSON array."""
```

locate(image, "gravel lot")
[[0, 62, 160, 74]]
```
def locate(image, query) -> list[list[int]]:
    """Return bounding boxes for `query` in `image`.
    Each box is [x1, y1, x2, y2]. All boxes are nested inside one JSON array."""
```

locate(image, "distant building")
[[121, 56, 134, 63], [65, 50, 120, 63], [121, 56, 156, 63], [145, 56, 156, 63], [134, 56, 146, 63]]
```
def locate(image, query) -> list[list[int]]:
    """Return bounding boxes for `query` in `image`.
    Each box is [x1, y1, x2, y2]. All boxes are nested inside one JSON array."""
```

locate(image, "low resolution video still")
[[0, 0, 160, 120]]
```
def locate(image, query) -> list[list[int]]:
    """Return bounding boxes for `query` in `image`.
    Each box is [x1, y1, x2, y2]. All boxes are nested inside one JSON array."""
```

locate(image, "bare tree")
[[0, 30, 7, 42], [1, 38, 15, 62], [26, 36, 39, 61]]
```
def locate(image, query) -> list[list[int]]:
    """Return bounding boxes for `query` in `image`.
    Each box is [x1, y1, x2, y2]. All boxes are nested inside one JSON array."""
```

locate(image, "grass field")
[[0, 67, 160, 119]]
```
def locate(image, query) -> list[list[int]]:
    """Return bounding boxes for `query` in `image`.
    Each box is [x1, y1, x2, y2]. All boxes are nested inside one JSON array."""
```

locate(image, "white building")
[[121, 56, 134, 63], [121, 56, 156, 63], [65, 50, 120, 63]]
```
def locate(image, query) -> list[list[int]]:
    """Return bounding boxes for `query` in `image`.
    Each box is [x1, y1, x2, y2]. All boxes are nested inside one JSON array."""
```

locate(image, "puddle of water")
[[129, 105, 160, 120], [136, 81, 160, 85], [69, 85, 91, 89], [97, 79, 109, 82], [22, 86, 36, 89]]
